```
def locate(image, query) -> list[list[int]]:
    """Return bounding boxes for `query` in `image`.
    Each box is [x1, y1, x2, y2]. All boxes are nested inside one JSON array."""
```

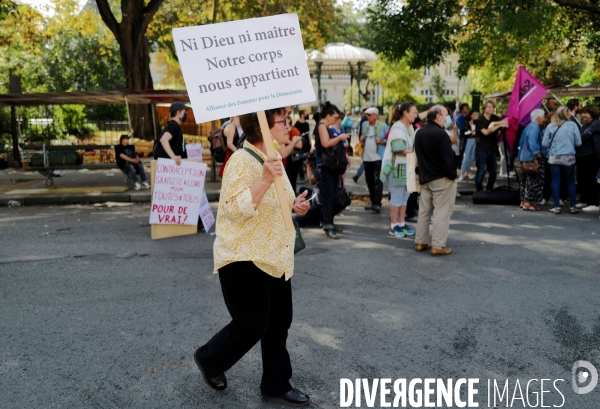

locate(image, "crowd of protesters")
[[212, 97, 600, 251]]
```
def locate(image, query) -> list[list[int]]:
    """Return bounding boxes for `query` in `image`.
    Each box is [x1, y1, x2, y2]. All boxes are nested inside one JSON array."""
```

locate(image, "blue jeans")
[[460, 138, 475, 174], [550, 164, 576, 207], [475, 151, 497, 191], [125, 162, 147, 183], [354, 162, 364, 178]]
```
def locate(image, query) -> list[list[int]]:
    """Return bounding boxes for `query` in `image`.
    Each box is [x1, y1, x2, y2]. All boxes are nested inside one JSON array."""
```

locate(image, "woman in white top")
[[381, 102, 419, 238]]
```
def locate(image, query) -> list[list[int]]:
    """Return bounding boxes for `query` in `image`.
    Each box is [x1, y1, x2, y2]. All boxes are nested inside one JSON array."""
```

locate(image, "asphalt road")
[[1, 198, 600, 408]]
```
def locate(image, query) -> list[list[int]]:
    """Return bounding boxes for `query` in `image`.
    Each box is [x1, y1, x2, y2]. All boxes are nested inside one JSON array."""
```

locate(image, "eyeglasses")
[[274, 118, 290, 126]]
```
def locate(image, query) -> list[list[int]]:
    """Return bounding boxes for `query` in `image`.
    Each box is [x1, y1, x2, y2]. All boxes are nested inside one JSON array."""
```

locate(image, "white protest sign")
[[149, 158, 207, 225], [186, 143, 203, 162], [198, 192, 215, 232], [172, 13, 316, 123]]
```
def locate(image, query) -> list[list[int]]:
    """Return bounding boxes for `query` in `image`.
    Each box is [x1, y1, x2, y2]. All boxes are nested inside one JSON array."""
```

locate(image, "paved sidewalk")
[[0, 155, 514, 206], [0, 165, 222, 206]]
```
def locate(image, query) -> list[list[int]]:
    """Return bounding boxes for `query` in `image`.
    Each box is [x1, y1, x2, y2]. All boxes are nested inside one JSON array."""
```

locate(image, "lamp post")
[[471, 90, 483, 112], [357, 61, 365, 108], [315, 60, 323, 110]]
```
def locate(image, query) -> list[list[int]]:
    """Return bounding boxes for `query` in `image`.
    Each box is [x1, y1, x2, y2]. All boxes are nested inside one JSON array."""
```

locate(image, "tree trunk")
[[96, 0, 165, 140], [119, 34, 156, 140]]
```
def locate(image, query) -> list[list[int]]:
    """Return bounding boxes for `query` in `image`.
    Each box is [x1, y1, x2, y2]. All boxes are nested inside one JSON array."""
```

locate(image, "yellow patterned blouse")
[[213, 141, 296, 280]]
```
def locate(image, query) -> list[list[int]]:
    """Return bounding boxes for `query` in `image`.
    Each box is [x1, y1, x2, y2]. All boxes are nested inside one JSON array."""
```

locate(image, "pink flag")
[[505, 66, 548, 150]]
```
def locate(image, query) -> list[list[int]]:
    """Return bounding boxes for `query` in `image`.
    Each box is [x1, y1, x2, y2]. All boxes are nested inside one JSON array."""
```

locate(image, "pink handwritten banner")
[[149, 158, 207, 225]]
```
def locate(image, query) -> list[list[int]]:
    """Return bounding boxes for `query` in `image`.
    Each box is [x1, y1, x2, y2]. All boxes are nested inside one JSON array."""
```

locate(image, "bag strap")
[[548, 122, 565, 151], [243, 147, 264, 165]]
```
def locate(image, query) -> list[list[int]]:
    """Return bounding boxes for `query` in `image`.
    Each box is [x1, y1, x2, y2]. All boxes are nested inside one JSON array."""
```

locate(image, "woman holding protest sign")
[[194, 107, 311, 406]]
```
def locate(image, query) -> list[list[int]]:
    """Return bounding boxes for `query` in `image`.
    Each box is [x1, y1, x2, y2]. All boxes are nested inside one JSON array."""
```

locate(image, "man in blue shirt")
[[360, 107, 389, 212]]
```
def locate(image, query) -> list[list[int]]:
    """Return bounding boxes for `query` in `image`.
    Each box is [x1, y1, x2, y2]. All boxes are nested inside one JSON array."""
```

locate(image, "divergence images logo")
[[572, 361, 598, 395]]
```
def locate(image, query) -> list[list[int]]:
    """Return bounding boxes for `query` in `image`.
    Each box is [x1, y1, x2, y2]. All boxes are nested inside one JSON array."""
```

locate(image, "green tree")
[[0, 2, 47, 93], [43, 0, 125, 92], [368, 56, 422, 102], [95, 0, 337, 138], [429, 70, 446, 102], [329, 1, 371, 47], [367, 0, 592, 86]]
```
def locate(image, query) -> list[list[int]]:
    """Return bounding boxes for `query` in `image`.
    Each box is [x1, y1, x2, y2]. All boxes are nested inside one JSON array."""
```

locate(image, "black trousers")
[[577, 155, 600, 206], [285, 159, 303, 195], [319, 166, 341, 230], [364, 160, 383, 206], [406, 192, 419, 219], [196, 262, 293, 396]]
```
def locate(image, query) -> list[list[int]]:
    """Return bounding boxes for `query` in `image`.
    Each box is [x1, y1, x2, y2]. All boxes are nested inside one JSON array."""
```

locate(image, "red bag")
[[218, 149, 233, 178]]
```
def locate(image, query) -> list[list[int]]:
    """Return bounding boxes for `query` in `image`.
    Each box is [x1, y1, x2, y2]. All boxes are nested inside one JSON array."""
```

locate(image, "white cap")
[[365, 107, 379, 115]]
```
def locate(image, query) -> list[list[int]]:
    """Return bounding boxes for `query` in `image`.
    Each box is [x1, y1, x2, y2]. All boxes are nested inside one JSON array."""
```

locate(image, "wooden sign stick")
[[257, 110, 295, 232]]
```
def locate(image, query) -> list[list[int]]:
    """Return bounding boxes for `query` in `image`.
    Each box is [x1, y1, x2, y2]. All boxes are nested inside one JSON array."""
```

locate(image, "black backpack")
[[208, 127, 226, 162], [319, 124, 348, 174]]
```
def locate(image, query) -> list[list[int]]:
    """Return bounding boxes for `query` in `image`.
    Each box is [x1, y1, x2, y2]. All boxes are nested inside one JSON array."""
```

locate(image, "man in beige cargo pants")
[[413, 105, 458, 256]]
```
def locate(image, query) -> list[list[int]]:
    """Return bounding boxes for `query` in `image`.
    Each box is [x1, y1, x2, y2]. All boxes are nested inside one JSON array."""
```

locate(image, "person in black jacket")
[[154, 101, 189, 165], [414, 105, 458, 256], [577, 104, 600, 211]]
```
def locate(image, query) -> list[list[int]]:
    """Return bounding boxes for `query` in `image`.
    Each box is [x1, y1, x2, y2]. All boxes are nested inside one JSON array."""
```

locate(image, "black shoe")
[[324, 229, 339, 239], [372, 205, 381, 213], [364, 204, 373, 211], [263, 388, 310, 406], [352, 175, 359, 183], [194, 348, 227, 391]]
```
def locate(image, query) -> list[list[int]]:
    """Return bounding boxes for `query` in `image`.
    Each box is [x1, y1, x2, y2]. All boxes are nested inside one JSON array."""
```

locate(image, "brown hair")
[[390, 101, 416, 123], [239, 108, 287, 144], [582, 104, 599, 119], [483, 100, 496, 109]]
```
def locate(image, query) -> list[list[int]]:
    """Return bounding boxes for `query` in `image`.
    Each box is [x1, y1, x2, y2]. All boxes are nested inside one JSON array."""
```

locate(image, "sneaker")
[[538, 199, 547, 206], [575, 203, 588, 209], [398, 224, 416, 236], [509, 171, 516, 177], [142, 182, 151, 189], [389, 226, 406, 238], [352, 175, 359, 183], [458, 175, 465, 181], [559, 200, 564, 206], [134, 182, 142, 190], [582, 205, 600, 212], [499, 173, 509, 178]]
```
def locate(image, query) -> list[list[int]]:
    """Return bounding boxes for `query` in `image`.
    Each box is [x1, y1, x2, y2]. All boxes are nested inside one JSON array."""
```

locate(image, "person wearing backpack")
[[218, 116, 243, 178], [315, 102, 350, 239], [154, 101, 189, 165], [360, 107, 389, 213]]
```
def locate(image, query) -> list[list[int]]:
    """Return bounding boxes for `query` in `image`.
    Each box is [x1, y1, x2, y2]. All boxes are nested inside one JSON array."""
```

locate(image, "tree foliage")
[[368, 0, 597, 88], [329, 1, 372, 47], [147, 0, 337, 63], [43, 0, 125, 92], [368, 56, 422, 102], [0, 2, 47, 93]]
